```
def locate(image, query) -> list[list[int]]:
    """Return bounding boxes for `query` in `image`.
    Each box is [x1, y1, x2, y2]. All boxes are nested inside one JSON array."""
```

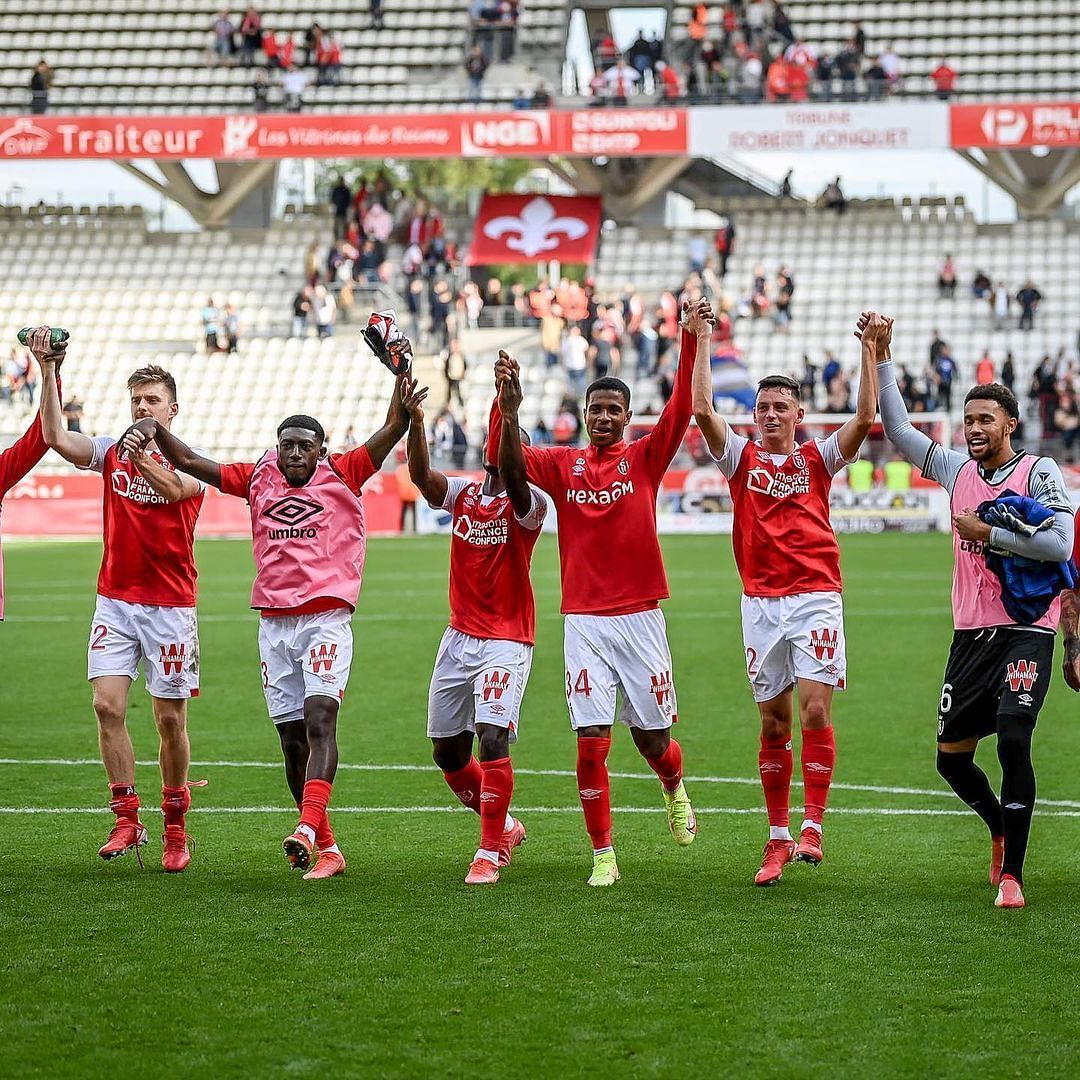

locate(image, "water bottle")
[[18, 326, 69, 348]]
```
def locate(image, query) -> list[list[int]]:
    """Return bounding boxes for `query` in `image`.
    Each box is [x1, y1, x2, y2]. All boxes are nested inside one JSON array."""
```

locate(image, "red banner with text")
[[950, 102, 1080, 148]]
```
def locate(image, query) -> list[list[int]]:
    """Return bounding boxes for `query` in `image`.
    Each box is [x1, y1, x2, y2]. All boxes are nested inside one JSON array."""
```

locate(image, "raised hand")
[[25, 326, 68, 371], [119, 417, 158, 461], [498, 364, 523, 416], [399, 373, 429, 424], [386, 337, 413, 377], [494, 348, 519, 392], [681, 297, 716, 338]]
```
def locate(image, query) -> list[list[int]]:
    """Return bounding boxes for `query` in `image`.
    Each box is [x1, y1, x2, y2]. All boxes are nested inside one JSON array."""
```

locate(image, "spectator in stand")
[[604, 58, 640, 104], [929, 328, 946, 364], [262, 27, 281, 67], [655, 60, 681, 100], [971, 269, 991, 299], [865, 55, 887, 100], [552, 395, 582, 445], [815, 52, 833, 100], [773, 3, 796, 46], [560, 324, 589, 397], [627, 29, 653, 82], [935, 344, 956, 410], [938, 253, 957, 299], [330, 176, 351, 238], [29, 59, 52, 114], [458, 281, 484, 330], [739, 51, 763, 103], [715, 217, 735, 277], [687, 4, 709, 61], [773, 266, 794, 333], [992, 280, 1010, 330], [744, 0, 767, 50], [292, 286, 312, 337], [931, 57, 957, 100], [720, 3, 738, 48], [976, 349, 995, 385], [531, 83, 552, 107], [282, 64, 306, 111], [303, 21, 322, 67], [353, 239, 382, 283], [223, 303, 240, 353], [1055, 389, 1080, 461], [822, 349, 841, 393], [279, 32, 297, 70], [201, 298, 220, 352], [512, 87, 530, 109], [314, 285, 336, 337], [362, 200, 394, 254], [63, 394, 84, 433], [1017, 279, 1042, 331], [441, 339, 468, 408], [1030, 355, 1057, 440], [879, 44, 901, 93], [1001, 351, 1016, 392], [835, 39, 860, 101], [465, 45, 488, 105], [252, 69, 270, 110], [820, 176, 847, 214], [766, 56, 791, 102], [750, 264, 769, 318], [852, 21, 866, 55], [210, 10, 235, 66], [540, 306, 563, 367], [316, 32, 342, 85], [239, 6, 262, 65], [370, 0, 384, 31]]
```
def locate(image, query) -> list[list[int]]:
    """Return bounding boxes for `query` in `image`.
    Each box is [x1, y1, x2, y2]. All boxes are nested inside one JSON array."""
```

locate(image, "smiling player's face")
[[277, 427, 326, 487], [129, 382, 178, 428], [585, 390, 631, 448], [754, 389, 803, 447]]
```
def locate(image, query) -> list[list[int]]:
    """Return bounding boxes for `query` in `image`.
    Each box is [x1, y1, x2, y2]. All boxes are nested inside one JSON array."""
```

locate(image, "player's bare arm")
[[366, 373, 428, 468], [122, 418, 224, 489], [120, 437, 203, 504], [497, 356, 528, 498], [1060, 588, 1080, 692], [834, 312, 886, 461], [495, 350, 533, 520], [31, 327, 92, 466], [404, 376, 446, 507], [690, 303, 729, 459]]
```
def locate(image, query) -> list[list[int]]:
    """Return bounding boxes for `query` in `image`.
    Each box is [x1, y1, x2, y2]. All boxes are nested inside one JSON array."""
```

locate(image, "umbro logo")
[[1004, 802, 1027, 810], [479, 792, 499, 803], [804, 762, 832, 774], [759, 762, 783, 773], [264, 494, 323, 527], [579, 788, 603, 800]]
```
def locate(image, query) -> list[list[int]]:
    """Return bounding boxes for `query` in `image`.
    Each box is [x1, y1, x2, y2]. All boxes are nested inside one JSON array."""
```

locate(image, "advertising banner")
[[467, 194, 603, 265], [950, 103, 1080, 149]]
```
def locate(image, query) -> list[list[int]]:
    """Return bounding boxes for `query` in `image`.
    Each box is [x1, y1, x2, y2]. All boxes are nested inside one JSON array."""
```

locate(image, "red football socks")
[[576, 736, 613, 850], [645, 738, 683, 793], [759, 735, 793, 829], [298, 778, 333, 833], [801, 725, 836, 825], [297, 802, 336, 849], [442, 757, 483, 814], [479, 757, 514, 852], [109, 783, 140, 820], [161, 785, 191, 829]]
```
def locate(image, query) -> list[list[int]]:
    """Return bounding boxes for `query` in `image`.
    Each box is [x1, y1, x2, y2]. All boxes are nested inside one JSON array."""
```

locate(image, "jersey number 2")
[[90, 625, 109, 652]]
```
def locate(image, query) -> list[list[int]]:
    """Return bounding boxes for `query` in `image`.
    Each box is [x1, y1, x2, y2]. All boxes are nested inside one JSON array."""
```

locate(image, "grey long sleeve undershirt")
[[877, 359, 1074, 563]]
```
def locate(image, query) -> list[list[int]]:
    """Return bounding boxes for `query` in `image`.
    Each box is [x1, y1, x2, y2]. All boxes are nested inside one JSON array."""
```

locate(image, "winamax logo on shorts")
[[263, 495, 323, 539]]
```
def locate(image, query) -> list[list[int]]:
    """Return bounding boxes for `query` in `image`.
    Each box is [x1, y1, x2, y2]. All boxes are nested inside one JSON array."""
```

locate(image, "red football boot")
[[994, 874, 1025, 909], [498, 817, 526, 868], [98, 818, 148, 863], [794, 827, 823, 867], [754, 838, 796, 886], [162, 825, 192, 873], [283, 828, 314, 870]]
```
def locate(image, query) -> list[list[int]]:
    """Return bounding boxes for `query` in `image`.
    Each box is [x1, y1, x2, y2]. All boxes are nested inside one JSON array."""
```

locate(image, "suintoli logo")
[[264, 495, 323, 539]]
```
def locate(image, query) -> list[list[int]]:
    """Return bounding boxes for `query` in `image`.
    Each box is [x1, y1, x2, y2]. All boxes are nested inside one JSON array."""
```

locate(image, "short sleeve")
[[515, 484, 548, 531], [816, 432, 857, 476], [329, 446, 377, 496], [219, 461, 257, 498], [438, 475, 471, 512], [711, 429, 748, 479], [78, 435, 117, 474]]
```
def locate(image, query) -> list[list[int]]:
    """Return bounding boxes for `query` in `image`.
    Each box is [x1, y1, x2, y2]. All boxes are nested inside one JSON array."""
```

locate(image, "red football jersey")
[[444, 477, 545, 645], [488, 328, 695, 617], [87, 437, 205, 607], [727, 436, 843, 597]]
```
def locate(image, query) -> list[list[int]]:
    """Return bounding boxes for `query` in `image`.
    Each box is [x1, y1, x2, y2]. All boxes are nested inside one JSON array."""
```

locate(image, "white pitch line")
[[0, 805, 1078, 818], [3, 757, 1079, 809]]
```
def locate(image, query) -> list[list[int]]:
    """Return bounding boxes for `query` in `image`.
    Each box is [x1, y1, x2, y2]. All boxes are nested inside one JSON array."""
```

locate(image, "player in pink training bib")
[[121, 359, 426, 882], [36, 335, 206, 874], [691, 313, 885, 887], [405, 357, 546, 886]]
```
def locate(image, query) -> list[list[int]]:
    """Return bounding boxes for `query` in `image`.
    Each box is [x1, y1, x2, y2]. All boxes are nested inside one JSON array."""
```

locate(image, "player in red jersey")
[[691, 313, 886, 885], [0, 328, 65, 621], [493, 297, 715, 886], [121, 361, 425, 880], [406, 359, 546, 885], [36, 345, 205, 872]]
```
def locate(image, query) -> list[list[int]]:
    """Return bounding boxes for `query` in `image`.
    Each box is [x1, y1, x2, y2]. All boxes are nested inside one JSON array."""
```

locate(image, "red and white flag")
[[467, 194, 603, 265]]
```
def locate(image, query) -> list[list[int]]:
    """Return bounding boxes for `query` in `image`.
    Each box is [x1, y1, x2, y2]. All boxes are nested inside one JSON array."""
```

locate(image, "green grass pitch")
[[1, 533, 1077, 1078]]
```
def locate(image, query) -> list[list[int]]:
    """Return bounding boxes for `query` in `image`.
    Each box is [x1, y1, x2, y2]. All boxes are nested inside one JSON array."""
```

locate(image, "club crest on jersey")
[[264, 495, 323, 539], [617, 458, 629, 476], [1006, 660, 1038, 693], [572, 457, 586, 477], [810, 628, 838, 661]]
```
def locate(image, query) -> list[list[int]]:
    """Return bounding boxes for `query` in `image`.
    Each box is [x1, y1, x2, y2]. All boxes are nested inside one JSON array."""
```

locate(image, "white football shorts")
[[426, 626, 533, 740], [741, 591, 847, 703], [563, 608, 678, 731], [87, 595, 200, 700], [258, 608, 354, 724]]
